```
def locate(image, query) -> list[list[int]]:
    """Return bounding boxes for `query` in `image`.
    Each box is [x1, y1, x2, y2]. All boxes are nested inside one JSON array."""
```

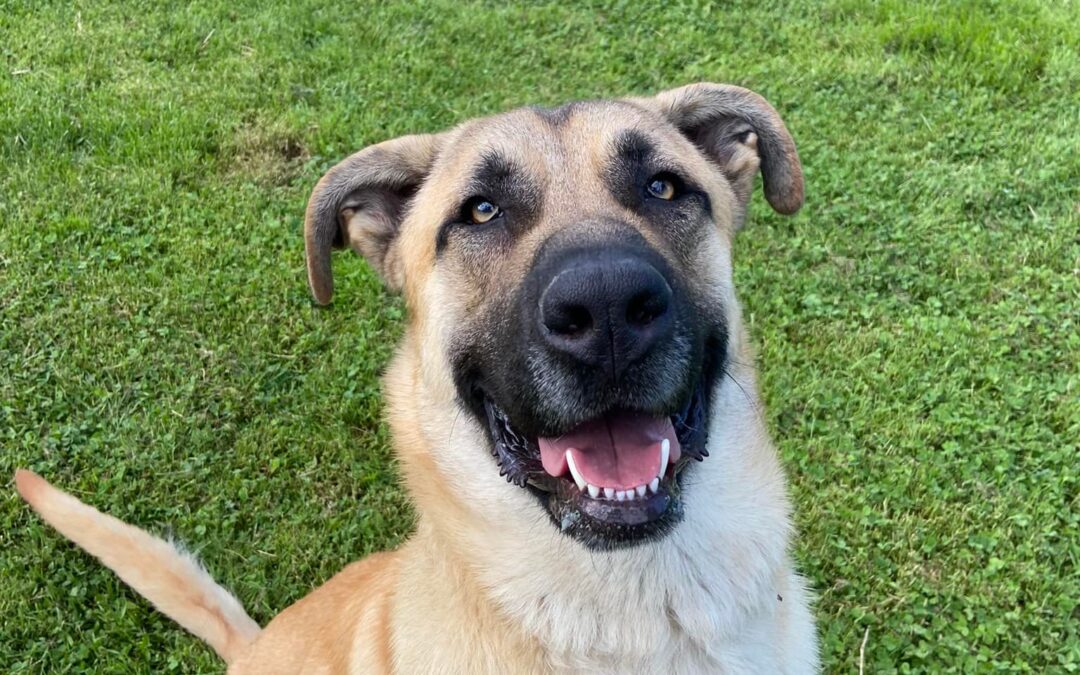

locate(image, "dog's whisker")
[[447, 408, 464, 445], [723, 369, 761, 414]]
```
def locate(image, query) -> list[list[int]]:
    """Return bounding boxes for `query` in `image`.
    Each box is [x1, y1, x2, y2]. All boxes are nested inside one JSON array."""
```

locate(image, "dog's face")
[[305, 84, 802, 550]]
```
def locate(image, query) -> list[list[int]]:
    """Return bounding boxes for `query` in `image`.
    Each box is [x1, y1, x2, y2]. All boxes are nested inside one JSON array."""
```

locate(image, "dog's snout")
[[539, 253, 674, 375]]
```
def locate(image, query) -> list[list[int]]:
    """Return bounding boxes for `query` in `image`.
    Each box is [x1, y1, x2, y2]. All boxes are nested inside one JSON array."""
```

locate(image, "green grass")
[[2, 0, 1077, 671]]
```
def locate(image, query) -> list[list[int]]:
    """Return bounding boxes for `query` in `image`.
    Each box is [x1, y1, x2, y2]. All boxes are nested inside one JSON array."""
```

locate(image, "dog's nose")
[[539, 253, 674, 375]]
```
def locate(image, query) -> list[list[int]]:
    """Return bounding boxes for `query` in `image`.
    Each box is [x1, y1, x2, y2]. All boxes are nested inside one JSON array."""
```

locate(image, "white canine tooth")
[[659, 438, 670, 479], [636, 484, 647, 498], [616, 490, 626, 501], [603, 487, 615, 500], [649, 477, 660, 493], [565, 450, 587, 492], [587, 483, 600, 499]]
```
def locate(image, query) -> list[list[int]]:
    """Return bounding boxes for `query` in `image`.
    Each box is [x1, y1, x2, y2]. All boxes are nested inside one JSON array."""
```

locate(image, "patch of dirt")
[[227, 121, 311, 187]]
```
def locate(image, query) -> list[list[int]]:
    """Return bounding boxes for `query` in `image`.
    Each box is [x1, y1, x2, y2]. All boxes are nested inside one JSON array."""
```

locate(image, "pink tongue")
[[538, 412, 681, 490]]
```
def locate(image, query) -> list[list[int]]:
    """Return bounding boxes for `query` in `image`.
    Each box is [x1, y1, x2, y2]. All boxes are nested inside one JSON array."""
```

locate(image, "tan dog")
[[17, 82, 819, 673]]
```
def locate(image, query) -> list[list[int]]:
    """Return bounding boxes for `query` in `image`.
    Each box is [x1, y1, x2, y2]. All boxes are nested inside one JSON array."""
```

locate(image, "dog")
[[16, 82, 819, 673]]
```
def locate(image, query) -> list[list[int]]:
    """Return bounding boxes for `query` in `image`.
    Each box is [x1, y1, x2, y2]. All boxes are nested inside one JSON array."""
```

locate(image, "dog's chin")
[[478, 359, 716, 551]]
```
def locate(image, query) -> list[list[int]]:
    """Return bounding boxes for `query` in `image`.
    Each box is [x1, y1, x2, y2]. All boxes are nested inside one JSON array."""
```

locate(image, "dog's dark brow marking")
[[612, 129, 658, 166], [469, 151, 522, 194]]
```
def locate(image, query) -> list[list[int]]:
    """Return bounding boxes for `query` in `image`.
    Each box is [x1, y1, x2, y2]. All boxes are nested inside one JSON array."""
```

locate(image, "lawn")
[[1, 0, 1077, 672]]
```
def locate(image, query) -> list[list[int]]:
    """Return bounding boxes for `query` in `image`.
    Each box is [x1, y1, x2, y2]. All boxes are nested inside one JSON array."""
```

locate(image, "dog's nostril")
[[626, 289, 669, 328], [546, 304, 593, 337]]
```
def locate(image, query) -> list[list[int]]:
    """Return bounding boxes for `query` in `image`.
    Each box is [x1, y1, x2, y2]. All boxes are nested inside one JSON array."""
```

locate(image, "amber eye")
[[646, 175, 678, 200], [467, 198, 501, 224]]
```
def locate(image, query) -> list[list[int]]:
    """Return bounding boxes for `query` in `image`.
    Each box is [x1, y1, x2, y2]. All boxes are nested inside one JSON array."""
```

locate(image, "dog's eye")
[[466, 198, 501, 225], [646, 174, 679, 201]]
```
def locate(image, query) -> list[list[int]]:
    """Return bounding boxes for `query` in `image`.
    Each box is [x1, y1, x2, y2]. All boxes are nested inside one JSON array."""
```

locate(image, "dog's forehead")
[[431, 99, 671, 187]]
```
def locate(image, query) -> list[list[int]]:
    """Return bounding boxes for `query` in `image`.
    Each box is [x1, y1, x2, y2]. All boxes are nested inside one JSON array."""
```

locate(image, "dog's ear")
[[641, 83, 803, 226], [305, 133, 444, 304]]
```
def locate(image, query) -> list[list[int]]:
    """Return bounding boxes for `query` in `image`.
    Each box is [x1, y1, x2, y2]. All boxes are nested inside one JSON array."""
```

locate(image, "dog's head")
[[305, 83, 802, 550]]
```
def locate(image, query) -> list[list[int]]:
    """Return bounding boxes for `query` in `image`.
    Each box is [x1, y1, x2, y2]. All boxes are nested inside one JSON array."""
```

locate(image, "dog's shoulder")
[[229, 551, 401, 675]]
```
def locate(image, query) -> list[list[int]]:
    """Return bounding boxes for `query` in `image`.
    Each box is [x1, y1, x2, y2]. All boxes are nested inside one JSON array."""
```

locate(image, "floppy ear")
[[304, 133, 444, 304], [643, 83, 803, 226]]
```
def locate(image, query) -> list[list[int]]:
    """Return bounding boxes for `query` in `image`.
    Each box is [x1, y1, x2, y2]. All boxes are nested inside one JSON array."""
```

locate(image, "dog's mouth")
[[480, 364, 713, 549]]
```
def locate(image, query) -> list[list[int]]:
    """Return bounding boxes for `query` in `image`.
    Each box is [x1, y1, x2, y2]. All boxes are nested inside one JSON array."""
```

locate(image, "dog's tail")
[[14, 470, 262, 664]]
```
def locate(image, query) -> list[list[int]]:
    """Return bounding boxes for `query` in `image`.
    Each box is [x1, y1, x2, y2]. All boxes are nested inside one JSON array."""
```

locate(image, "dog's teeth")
[[649, 477, 660, 494], [659, 438, 670, 478], [603, 487, 615, 500], [565, 450, 587, 492], [636, 484, 647, 498], [587, 483, 600, 499], [616, 490, 626, 501]]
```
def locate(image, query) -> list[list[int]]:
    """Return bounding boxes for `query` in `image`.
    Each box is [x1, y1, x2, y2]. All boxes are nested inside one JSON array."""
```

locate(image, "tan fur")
[[14, 470, 260, 664], [16, 83, 818, 673]]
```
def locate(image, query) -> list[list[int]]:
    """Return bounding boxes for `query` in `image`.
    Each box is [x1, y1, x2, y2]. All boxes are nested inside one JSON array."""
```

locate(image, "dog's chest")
[[508, 551, 798, 674], [522, 585, 768, 674], [549, 630, 717, 674], [547, 626, 781, 675]]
